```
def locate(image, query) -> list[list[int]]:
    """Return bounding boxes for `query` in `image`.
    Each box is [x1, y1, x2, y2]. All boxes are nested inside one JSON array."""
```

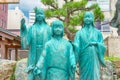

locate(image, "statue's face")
[[53, 24, 63, 36], [36, 11, 45, 22], [84, 12, 94, 25]]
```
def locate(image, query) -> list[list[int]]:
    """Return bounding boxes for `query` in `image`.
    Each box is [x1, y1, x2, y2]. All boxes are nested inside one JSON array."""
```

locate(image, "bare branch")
[[70, 0, 74, 2], [52, 16, 64, 21], [68, 7, 92, 14], [64, 27, 75, 40], [48, 3, 58, 9], [65, 9, 70, 26], [64, 0, 68, 3]]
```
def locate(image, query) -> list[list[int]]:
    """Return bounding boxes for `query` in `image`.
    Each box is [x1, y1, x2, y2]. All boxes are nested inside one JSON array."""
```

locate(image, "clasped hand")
[[89, 42, 97, 46], [33, 66, 41, 75]]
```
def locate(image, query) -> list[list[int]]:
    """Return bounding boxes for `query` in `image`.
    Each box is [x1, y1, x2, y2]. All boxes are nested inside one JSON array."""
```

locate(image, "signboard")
[[0, 0, 19, 3]]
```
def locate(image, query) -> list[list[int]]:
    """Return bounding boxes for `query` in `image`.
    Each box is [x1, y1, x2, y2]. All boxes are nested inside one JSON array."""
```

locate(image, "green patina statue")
[[111, 0, 120, 35], [33, 20, 76, 80], [20, 8, 51, 80], [74, 12, 106, 80]]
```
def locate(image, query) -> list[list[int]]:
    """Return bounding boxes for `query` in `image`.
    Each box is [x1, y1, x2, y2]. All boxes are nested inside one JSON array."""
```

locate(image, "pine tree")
[[41, 0, 104, 40]]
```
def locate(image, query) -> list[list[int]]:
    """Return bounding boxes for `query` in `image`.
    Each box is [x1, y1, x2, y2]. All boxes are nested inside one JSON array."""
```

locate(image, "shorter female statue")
[[34, 20, 76, 80]]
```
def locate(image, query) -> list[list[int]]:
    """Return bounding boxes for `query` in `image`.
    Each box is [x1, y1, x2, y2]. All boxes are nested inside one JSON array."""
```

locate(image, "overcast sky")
[[9, 0, 46, 18]]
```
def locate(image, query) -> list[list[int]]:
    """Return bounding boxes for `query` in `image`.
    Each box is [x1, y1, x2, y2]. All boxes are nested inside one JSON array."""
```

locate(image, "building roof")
[[0, 27, 20, 41]]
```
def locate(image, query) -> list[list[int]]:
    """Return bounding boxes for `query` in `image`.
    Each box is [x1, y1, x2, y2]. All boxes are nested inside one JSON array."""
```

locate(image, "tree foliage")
[[41, 0, 104, 40]]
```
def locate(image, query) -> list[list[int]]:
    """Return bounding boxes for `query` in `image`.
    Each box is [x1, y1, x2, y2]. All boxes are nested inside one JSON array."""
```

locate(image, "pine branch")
[[64, 0, 68, 3], [70, 0, 73, 2], [52, 16, 64, 21], [69, 7, 93, 14]]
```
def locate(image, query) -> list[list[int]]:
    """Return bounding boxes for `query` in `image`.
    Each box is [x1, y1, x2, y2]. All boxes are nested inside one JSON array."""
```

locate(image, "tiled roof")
[[0, 27, 20, 41]]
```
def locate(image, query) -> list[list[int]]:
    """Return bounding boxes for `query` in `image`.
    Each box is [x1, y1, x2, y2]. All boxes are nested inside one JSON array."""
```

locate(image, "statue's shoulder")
[[43, 24, 51, 30], [29, 24, 36, 28], [62, 39, 72, 46], [27, 25, 36, 31], [75, 29, 83, 36], [44, 24, 50, 27], [94, 28, 103, 36], [45, 38, 54, 46]]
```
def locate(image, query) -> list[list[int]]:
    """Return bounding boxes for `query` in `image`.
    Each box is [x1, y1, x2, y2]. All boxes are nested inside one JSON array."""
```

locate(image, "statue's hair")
[[34, 7, 45, 15], [34, 7, 47, 24]]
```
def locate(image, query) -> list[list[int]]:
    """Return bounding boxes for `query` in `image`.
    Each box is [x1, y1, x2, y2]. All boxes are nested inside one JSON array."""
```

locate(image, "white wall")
[[7, 7, 28, 29]]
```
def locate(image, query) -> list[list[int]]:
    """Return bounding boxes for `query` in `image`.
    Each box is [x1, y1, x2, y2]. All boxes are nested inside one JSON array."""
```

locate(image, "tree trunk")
[[64, 27, 75, 41]]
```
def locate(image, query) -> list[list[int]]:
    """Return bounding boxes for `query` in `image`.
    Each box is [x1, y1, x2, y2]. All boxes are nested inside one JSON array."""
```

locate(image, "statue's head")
[[83, 11, 95, 27], [51, 20, 64, 37], [34, 7, 46, 23]]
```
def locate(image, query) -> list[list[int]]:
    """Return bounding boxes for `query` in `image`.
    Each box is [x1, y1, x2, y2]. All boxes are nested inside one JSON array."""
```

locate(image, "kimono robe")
[[21, 23, 51, 80], [36, 38, 76, 80], [74, 26, 106, 80]]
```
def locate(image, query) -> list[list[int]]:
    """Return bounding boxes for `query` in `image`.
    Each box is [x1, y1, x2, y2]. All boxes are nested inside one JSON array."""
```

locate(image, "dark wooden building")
[[0, 27, 21, 60]]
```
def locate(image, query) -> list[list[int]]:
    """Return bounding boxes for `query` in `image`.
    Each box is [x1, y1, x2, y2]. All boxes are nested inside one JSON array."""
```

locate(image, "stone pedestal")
[[104, 36, 120, 57]]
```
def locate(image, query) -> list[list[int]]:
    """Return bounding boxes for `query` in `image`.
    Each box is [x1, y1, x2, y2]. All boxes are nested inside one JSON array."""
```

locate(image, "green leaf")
[[41, 0, 105, 34]]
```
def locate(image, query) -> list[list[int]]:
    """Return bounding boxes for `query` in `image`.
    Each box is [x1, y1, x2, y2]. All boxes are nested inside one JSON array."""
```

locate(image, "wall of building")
[[10, 50, 28, 60], [0, 4, 8, 28], [104, 36, 120, 57], [7, 7, 28, 35], [7, 7, 24, 29]]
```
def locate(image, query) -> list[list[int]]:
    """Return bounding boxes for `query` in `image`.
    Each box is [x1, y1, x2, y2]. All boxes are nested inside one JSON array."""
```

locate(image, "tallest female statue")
[[20, 8, 51, 80], [74, 12, 106, 80]]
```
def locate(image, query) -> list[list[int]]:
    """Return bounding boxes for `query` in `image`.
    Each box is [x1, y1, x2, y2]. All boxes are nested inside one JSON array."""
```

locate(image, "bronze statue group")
[[21, 8, 106, 80]]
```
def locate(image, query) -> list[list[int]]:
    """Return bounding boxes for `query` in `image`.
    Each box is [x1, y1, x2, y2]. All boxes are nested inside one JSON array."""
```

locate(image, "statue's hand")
[[20, 18, 27, 34], [33, 67, 41, 75], [89, 42, 97, 46], [21, 18, 25, 25], [25, 65, 34, 73]]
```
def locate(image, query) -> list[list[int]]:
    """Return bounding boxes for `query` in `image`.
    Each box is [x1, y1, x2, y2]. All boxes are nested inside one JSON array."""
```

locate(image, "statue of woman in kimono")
[[74, 12, 106, 80], [111, 0, 120, 35], [20, 8, 51, 80], [33, 20, 76, 80]]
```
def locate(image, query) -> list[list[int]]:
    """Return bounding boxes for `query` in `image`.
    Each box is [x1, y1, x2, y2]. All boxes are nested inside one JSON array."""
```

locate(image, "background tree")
[[41, 0, 104, 40]]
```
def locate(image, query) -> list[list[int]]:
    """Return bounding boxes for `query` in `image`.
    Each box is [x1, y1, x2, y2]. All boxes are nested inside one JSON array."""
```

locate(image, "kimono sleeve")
[[97, 31, 106, 67], [73, 31, 81, 63], [36, 43, 49, 68], [69, 44, 76, 80]]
